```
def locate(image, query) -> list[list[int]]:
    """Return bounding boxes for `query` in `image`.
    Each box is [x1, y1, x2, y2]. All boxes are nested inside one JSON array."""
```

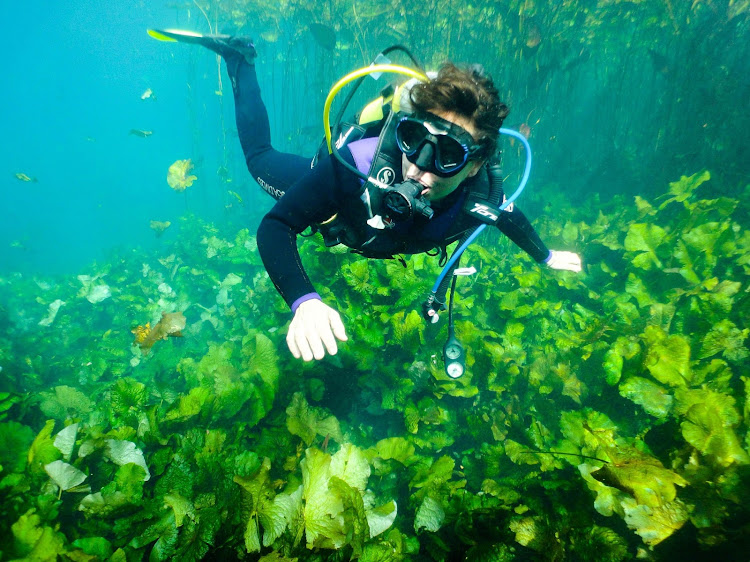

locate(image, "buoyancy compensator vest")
[[313, 53, 534, 379], [311, 107, 507, 263]]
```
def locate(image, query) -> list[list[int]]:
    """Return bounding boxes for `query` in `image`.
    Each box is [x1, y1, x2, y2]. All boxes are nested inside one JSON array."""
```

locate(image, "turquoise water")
[[1, 2, 749, 560]]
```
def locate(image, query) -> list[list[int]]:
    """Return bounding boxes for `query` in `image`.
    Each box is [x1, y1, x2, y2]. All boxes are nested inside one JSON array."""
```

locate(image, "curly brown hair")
[[409, 62, 509, 160]]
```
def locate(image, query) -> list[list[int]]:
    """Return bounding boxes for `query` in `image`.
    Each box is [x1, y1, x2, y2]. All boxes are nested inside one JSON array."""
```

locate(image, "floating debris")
[[15, 173, 38, 183], [524, 23, 542, 48], [141, 88, 157, 101], [132, 311, 186, 354], [129, 129, 153, 138], [150, 220, 171, 236], [39, 299, 66, 327], [227, 190, 244, 205], [167, 159, 197, 191], [77, 275, 112, 304]]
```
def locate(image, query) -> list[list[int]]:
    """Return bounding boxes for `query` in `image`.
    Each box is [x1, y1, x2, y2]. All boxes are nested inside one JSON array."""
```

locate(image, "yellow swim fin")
[[148, 28, 255, 64], [147, 29, 208, 44]]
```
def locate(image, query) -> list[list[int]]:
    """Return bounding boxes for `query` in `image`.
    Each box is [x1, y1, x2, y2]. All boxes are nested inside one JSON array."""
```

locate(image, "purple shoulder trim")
[[347, 137, 379, 176]]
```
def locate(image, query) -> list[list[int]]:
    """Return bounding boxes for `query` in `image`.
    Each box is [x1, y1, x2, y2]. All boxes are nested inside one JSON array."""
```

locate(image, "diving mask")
[[395, 113, 482, 177]]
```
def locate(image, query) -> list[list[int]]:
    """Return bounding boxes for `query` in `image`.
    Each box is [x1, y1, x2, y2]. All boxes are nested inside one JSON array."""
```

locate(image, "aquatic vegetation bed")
[[0, 171, 748, 561]]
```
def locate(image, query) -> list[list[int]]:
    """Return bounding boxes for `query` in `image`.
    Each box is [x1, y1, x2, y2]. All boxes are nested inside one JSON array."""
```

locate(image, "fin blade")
[[147, 28, 205, 43]]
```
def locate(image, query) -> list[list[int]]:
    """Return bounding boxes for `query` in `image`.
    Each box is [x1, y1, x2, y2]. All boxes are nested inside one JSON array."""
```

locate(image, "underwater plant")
[[0, 167, 749, 560]]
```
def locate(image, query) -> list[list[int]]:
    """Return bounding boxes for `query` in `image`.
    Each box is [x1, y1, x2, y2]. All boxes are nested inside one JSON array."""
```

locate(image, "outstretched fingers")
[[286, 299, 348, 361]]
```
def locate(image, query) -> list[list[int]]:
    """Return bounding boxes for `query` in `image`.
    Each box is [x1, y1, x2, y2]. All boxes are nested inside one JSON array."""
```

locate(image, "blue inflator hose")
[[430, 127, 532, 292]]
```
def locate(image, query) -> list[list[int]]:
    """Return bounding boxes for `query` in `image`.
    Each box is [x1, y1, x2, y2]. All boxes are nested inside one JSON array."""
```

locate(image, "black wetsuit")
[[228, 59, 550, 312]]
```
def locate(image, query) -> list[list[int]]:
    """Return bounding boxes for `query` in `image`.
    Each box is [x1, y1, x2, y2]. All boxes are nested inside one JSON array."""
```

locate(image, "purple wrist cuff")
[[543, 250, 553, 264], [291, 292, 321, 313]]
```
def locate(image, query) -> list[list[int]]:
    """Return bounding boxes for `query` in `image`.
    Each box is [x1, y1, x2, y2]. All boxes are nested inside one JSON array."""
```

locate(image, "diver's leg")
[[225, 56, 311, 201], [164, 32, 310, 200]]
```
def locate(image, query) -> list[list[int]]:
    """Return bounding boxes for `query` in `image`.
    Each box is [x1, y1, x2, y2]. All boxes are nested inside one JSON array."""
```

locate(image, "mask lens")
[[435, 136, 468, 171], [396, 120, 428, 154], [397, 116, 476, 177]]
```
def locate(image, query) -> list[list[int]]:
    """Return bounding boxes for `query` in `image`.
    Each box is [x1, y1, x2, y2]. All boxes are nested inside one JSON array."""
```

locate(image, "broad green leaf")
[[603, 349, 624, 386], [330, 443, 370, 493], [0, 421, 34, 473], [675, 389, 750, 467], [699, 319, 748, 362], [648, 303, 675, 333], [243, 332, 280, 394], [164, 493, 194, 527], [286, 392, 343, 446], [658, 170, 710, 210], [53, 423, 78, 461], [561, 222, 579, 245], [11, 509, 67, 560], [643, 326, 691, 387], [165, 386, 212, 422], [559, 410, 618, 457], [71, 537, 113, 559], [258, 553, 298, 562], [414, 496, 444, 532], [366, 500, 397, 538], [372, 437, 416, 465], [28, 420, 60, 469], [591, 451, 687, 508], [634, 196, 656, 218], [329, 476, 369, 556], [409, 455, 454, 489], [621, 497, 689, 546], [625, 273, 654, 308], [619, 377, 673, 418], [111, 378, 148, 415], [105, 440, 150, 481], [39, 386, 93, 420], [114, 463, 146, 500], [261, 485, 302, 547], [624, 223, 666, 270], [235, 456, 274, 551], [150, 521, 179, 562], [44, 460, 87, 491], [244, 517, 261, 553], [391, 309, 424, 352], [509, 516, 540, 547], [301, 447, 346, 549], [673, 240, 701, 284]]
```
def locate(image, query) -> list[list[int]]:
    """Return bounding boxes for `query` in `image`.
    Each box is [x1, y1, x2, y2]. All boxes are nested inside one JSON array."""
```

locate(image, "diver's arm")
[[257, 152, 360, 360], [495, 205, 550, 262], [257, 153, 358, 306], [495, 206, 581, 272]]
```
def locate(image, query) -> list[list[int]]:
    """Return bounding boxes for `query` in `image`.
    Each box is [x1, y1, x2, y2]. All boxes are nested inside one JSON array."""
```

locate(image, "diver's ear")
[[466, 160, 485, 177]]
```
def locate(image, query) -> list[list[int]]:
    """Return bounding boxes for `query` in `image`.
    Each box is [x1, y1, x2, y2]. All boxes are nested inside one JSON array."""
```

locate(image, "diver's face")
[[401, 109, 484, 202]]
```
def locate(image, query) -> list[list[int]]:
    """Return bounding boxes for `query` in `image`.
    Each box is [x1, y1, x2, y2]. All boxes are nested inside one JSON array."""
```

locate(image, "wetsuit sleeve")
[[495, 205, 551, 263], [256, 152, 361, 310]]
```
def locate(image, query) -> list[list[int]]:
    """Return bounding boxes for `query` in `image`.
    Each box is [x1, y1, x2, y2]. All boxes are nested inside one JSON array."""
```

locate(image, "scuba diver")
[[149, 29, 582, 367]]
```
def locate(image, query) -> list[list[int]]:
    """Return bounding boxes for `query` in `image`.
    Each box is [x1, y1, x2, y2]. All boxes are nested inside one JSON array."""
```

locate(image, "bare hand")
[[287, 299, 348, 361]]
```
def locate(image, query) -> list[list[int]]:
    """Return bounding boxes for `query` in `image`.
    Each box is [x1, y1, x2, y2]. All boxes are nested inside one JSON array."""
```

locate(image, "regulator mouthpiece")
[[382, 179, 434, 222]]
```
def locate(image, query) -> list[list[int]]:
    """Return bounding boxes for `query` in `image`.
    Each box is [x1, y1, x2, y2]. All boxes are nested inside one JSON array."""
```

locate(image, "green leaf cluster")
[[1, 168, 749, 558]]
